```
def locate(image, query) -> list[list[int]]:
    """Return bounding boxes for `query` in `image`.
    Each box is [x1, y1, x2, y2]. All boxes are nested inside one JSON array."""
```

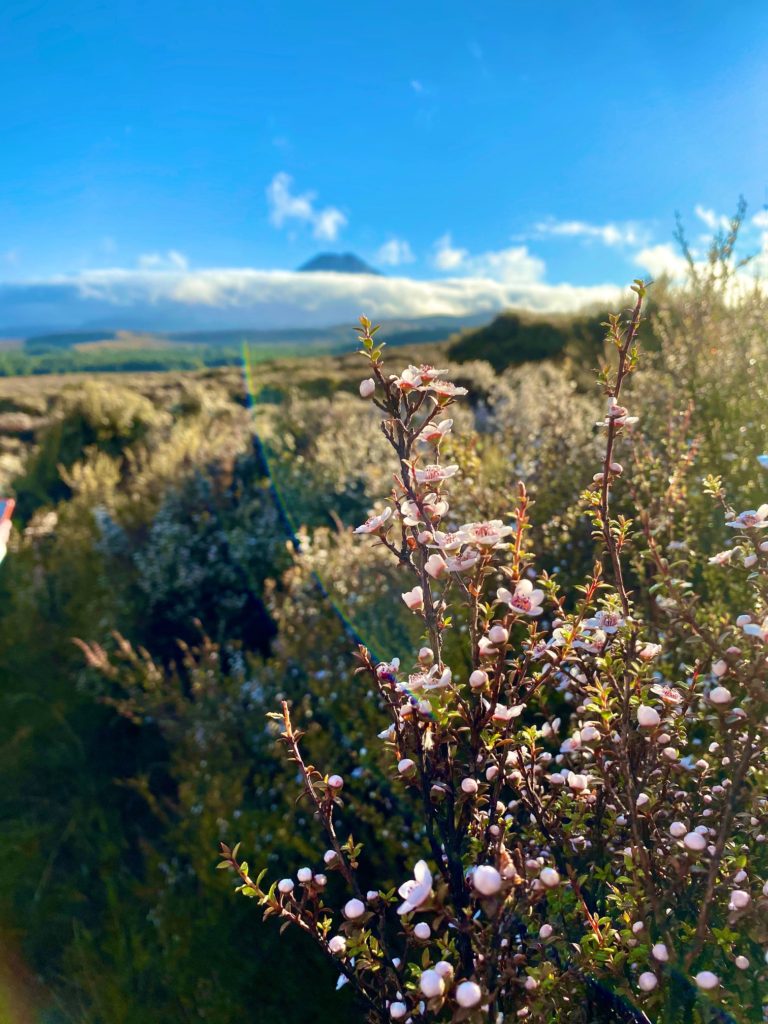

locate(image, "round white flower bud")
[[366, 889, 379, 902], [413, 922, 431, 940], [486, 765, 499, 782], [636, 793, 650, 808], [729, 889, 750, 910], [389, 1001, 407, 1020], [461, 778, 479, 795], [343, 898, 365, 920], [420, 969, 445, 998], [469, 670, 488, 689], [694, 971, 719, 990], [418, 647, 434, 664], [297, 867, 312, 883], [638, 972, 657, 993], [712, 659, 728, 677], [434, 961, 454, 979], [669, 821, 687, 838], [328, 774, 344, 790], [539, 867, 560, 888], [313, 873, 327, 886], [524, 976, 538, 991], [359, 378, 376, 398], [398, 758, 415, 775], [539, 924, 553, 939], [652, 943, 669, 962], [489, 625, 509, 645], [709, 686, 732, 705], [735, 955, 749, 970], [455, 981, 482, 1008], [328, 935, 346, 955], [632, 921, 644, 934], [323, 849, 337, 865], [683, 832, 707, 852], [637, 705, 660, 728], [277, 878, 294, 894], [473, 865, 502, 896]]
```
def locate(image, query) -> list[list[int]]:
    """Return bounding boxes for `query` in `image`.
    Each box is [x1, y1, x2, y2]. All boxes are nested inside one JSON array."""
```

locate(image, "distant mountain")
[[297, 252, 382, 275]]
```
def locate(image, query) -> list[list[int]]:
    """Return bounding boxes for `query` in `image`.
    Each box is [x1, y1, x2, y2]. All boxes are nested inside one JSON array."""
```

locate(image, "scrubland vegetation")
[[0, 225, 767, 1024]]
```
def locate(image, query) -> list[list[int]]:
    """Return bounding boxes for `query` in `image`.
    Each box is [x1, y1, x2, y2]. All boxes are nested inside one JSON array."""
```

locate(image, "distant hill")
[[297, 252, 382, 275], [448, 309, 609, 371]]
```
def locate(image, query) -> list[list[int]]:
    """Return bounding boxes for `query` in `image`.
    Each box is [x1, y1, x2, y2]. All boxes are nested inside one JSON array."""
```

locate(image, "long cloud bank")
[[0, 268, 625, 332]]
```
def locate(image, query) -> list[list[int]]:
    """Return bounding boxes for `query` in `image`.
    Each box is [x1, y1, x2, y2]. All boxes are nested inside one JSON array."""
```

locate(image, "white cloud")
[[694, 205, 731, 232], [410, 79, 424, 93], [14, 265, 622, 328], [433, 234, 544, 284], [266, 172, 347, 241], [434, 233, 469, 271], [633, 243, 688, 280], [751, 209, 768, 230], [533, 218, 645, 247], [138, 250, 189, 271], [375, 238, 415, 267]]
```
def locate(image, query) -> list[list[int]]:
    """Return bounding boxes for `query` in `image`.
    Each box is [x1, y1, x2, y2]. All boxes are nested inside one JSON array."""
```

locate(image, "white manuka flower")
[[429, 529, 467, 553], [725, 504, 768, 530], [354, 507, 392, 534], [584, 609, 625, 634], [462, 520, 515, 548], [428, 379, 468, 399], [397, 860, 433, 914], [418, 419, 453, 445], [741, 615, 768, 643], [497, 579, 544, 616], [393, 365, 428, 392], [573, 628, 607, 654], [708, 548, 736, 565], [443, 549, 479, 574], [414, 464, 459, 485], [650, 683, 683, 706]]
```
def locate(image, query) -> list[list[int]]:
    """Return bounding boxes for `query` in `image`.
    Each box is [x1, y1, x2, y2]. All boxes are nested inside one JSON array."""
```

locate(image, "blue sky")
[[2, 0, 768, 328]]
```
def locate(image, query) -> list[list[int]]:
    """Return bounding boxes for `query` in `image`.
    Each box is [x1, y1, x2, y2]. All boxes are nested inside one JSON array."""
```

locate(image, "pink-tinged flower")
[[725, 504, 768, 530], [414, 463, 459, 485], [428, 379, 468, 400], [497, 579, 545, 616], [392, 365, 427, 392], [567, 771, 592, 792], [422, 492, 450, 519], [462, 519, 515, 548], [584, 609, 625, 634], [397, 860, 433, 914], [638, 642, 663, 661], [359, 378, 376, 398], [376, 658, 400, 684], [741, 615, 768, 642], [650, 683, 683, 705], [429, 529, 467, 553], [708, 549, 736, 565], [445, 549, 480, 573], [425, 553, 448, 579], [415, 363, 448, 384], [477, 636, 498, 658], [354, 507, 392, 534], [600, 396, 639, 427], [406, 666, 451, 693], [492, 703, 524, 722], [402, 586, 424, 611], [400, 499, 423, 526], [418, 419, 453, 445], [574, 629, 608, 654]]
